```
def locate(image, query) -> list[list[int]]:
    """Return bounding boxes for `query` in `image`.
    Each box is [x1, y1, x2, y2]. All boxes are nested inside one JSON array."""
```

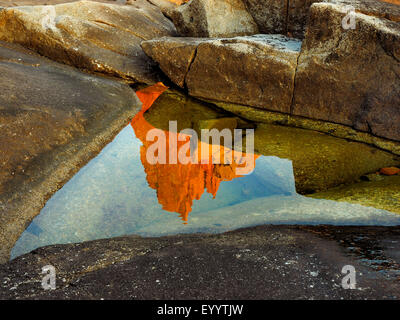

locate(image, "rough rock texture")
[[141, 37, 202, 87], [142, 35, 302, 113], [288, 0, 321, 37], [292, 2, 400, 142], [0, 0, 119, 6], [1, 225, 400, 299], [242, 0, 320, 38], [241, 0, 288, 35], [169, 0, 259, 37], [242, 0, 400, 38], [0, 41, 141, 263], [0, 0, 177, 84]]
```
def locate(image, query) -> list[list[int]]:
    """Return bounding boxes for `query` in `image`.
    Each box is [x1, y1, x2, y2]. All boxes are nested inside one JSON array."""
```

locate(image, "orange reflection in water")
[[131, 83, 257, 223]]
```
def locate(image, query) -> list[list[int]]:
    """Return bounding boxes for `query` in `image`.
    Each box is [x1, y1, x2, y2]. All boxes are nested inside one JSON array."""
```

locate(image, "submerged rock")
[[0, 0, 177, 83], [253, 123, 400, 194], [0, 40, 141, 263], [311, 175, 400, 214], [168, 0, 259, 37]]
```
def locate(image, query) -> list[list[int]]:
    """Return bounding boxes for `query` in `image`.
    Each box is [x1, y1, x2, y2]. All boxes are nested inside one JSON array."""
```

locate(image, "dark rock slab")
[[0, 0, 177, 84], [1, 225, 400, 299], [0, 41, 141, 263]]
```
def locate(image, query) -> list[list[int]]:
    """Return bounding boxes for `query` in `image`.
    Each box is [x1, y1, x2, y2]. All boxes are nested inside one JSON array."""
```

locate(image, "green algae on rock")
[[310, 175, 400, 214], [252, 123, 400, 194]]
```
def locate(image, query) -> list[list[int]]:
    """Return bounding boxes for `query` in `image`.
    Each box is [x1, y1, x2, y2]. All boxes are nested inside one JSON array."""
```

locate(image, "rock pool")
[[11, 87, 400, 259]]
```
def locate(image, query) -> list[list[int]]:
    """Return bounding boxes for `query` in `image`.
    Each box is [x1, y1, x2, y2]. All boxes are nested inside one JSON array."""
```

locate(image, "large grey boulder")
[[0, 40, 141, 262], [292, 2, 400, 142], [0, 0, 177, 84]]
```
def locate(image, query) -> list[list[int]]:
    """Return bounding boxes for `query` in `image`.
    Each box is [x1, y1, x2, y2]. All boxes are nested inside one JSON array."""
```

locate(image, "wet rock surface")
[[0, 0, 177, 83], [0, 40, 141, 263], [333, 0, 400, 22], [1, 225, 400, 299]]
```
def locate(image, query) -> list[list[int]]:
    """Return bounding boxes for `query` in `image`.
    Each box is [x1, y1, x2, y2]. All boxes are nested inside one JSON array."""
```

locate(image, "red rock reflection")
[[131, 83, 257, 223]]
